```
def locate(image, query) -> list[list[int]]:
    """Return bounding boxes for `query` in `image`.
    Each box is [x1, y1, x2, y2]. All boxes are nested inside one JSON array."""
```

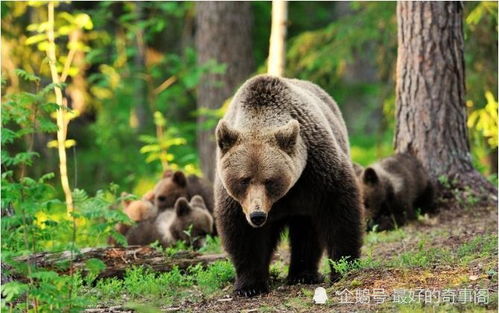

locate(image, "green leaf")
[[25, 33, 47, 45], [85, 258, 106, 276], [1, 281, 28, 302], [1, 128, 19, 144], [14, 69, 40, 82]]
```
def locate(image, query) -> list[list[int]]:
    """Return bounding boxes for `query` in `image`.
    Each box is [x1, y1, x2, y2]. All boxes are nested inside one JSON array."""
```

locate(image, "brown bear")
[[359, 153, 434, 231], [108, 192, 157, 245], [214, 75, 363, 297], [152, 170, 214, 214], [126, 195, 214, 249]]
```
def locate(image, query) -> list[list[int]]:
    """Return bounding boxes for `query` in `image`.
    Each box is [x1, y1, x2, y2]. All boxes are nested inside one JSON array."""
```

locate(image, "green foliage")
[[468, 91, 498, 148], [198, 235, 223, 254], [190, 260, 235, 293], [139, 111, 199, 174], [1, 271, 88, 313], [329, 256, 360, 278]]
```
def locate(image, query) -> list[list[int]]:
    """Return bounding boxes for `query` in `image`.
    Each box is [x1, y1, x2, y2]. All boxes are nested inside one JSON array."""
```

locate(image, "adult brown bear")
[[214, 75, 363, 297]]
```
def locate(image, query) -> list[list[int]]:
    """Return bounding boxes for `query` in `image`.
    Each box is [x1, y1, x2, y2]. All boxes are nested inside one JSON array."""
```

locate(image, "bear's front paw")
[[234, 281, 269, 297], [287, 271, 324, 285]]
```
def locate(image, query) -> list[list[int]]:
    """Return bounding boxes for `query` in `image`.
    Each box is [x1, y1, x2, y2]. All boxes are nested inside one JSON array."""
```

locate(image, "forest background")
[[1, 2, 497, 311], [3, 2, 497, 196]]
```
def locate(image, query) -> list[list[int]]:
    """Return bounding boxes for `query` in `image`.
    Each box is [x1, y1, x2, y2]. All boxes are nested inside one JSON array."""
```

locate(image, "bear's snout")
[[249, 211, 267, 227]]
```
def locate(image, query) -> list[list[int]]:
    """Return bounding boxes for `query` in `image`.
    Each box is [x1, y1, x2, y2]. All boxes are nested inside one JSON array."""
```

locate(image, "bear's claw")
[[234, 283, 269, 297], [287, 272, 324, 285]]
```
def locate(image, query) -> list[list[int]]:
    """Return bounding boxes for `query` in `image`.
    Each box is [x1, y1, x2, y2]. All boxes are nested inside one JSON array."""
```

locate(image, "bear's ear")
[[190, 195, 207, 209], [274, 119, 300, 154], [142, 190, 155, 202], [163, 170, 173, 178], [363, 167, 378, 185], [175, 197, 191, 217], [173, 171, 187, 187], [216, 120, 239, 153]]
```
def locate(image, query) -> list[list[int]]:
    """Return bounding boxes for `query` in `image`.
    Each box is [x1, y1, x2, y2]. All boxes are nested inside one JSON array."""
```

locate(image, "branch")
[[46, 1, 74, 214], [14, 246, 228, 280]]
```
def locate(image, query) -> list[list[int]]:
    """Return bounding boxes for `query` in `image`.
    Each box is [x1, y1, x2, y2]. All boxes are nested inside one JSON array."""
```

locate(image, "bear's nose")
[[250, 212, 267, 226]]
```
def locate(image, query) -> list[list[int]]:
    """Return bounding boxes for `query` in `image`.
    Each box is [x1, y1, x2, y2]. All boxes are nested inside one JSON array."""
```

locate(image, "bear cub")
[[126, 195, 214, 248], [109, 192, 157, 245], [359, 153, 434, 231], [152, 170, 214, 214]]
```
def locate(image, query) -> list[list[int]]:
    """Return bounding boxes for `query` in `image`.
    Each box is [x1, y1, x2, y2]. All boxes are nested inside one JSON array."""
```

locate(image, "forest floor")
[[85, 204, 498, 313]]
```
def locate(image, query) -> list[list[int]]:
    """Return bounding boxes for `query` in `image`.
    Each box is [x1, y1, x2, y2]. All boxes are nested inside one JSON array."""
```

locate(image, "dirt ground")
[[87, 205, 498, 313]]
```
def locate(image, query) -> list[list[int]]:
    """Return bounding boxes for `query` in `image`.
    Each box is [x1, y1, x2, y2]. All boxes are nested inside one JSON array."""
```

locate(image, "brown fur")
[[126, 196, 214, 248], [352, 162, 364, 177], [359, 153, 434, 231], [152, 170, 189, 212], [108, 192, 157, 246], [151, 170, 214, 213], [215, 75, 363, 297]]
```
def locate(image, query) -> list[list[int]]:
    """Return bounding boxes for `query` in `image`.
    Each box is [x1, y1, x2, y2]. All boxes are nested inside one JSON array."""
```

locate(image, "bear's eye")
[[240, 177, 251, 186], [264, 179, 276, 189], [158, 196, 166, 202]]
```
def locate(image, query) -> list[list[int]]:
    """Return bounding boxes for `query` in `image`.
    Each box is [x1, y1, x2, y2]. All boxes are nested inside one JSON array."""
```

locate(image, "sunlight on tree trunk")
[[46, 2, 73, 215], [268, 0, 288, 77], [395, 2, 497, 200]]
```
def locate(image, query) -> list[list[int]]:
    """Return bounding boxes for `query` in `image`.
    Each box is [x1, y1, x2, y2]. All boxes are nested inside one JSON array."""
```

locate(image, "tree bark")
[[195, 2, 254, 182], [14, 246, 227, 280], [395, 2, 497, 200]]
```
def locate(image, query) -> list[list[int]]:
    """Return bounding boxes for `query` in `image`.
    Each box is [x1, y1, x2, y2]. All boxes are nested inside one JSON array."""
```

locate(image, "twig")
[[153, 75, 177, 95], [60, 30, 80, 83]]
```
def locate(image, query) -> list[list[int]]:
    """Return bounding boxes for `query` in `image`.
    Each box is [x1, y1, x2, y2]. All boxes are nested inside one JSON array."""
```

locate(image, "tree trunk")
[[14, 246, 227, 280], [268, 0, 288, 76], [195, 2, 254, 182], [395, 2, 497, 201]]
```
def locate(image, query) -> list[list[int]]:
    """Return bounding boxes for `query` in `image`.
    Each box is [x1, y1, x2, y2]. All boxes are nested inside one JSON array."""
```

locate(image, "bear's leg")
[[416, 183, 436, 214], [287, 216, 324, 284], [229, 221, 284, 297], [318, 193, 363, 283], [217, 193, 284, 297]]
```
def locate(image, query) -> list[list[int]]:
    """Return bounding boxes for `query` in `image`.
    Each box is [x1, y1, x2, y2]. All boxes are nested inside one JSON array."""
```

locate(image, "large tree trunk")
[[195, 2, 254, 182], [395, 2, 497, 201]]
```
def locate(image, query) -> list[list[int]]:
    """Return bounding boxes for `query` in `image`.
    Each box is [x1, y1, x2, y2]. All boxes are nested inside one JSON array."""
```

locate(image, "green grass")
[[190, 260, 235, 293], [81, 259, 235, 308], [365, 228, 407, 245], [457, 234, 498, 265]]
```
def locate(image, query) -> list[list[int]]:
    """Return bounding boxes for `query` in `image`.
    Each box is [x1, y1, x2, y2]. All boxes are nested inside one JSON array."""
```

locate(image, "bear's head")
[[359, 167, 394, 221], [216, 119, 306, 228], [121, 192, 157, 223], [109, 192, 157, 245], [169, 196, 214, 248], [152, 170, 189, 212]]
